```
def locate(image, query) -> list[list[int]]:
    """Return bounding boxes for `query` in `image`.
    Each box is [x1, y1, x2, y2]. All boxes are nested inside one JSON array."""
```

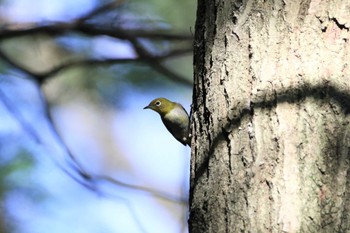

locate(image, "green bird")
[[144, 98, 190, 146]]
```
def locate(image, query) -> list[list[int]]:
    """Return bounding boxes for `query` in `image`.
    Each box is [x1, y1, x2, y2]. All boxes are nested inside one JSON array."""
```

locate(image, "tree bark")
[[189, 0, 350, 232]]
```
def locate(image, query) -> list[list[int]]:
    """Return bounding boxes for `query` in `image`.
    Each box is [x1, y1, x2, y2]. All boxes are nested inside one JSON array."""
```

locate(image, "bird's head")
[[143, 98, 176, 117]]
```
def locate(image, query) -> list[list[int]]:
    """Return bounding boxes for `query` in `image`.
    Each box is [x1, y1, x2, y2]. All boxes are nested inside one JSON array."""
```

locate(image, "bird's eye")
[[155, 101, 161, 106]]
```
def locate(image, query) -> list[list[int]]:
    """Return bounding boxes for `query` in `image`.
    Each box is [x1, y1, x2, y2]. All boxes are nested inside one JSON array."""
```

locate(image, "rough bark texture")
[[189, 0, 350, 232]]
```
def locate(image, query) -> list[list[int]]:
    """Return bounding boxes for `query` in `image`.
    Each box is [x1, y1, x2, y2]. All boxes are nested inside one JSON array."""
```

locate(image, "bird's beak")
[[143, 105, 150, 110]]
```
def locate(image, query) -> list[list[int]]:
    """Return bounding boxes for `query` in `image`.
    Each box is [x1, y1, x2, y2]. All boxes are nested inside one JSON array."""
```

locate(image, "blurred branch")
[[130, 38, 192, 85], [0, 47, 192, 85], [0, 0, 194, 85], [40, 47, 193, 84], [0, 23, 193, 41], [0, 87, 41, 143], [74, 0, 126, 24], [96, 175, 188, 204], [0, 0, 192, 41]]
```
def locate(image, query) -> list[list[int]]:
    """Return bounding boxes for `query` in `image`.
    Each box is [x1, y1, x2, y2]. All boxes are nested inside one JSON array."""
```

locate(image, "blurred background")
[[0, 0, 195, 232]]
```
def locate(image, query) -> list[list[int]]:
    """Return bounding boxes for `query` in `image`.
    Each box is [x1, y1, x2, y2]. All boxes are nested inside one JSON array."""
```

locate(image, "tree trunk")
[[189, 0, 350, 232]]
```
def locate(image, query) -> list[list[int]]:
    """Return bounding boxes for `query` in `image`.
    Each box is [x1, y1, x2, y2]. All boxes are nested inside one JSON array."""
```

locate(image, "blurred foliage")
[[0, 145, 40, 232], [139, 0, 196, 30]]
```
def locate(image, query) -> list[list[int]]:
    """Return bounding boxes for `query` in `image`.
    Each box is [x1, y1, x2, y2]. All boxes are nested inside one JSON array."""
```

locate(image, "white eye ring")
[[155, 101, 161, 106]]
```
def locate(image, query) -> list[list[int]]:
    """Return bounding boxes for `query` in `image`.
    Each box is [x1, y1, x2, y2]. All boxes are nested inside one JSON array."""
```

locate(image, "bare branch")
[[39, 57, 138, 81], [95, 174, 188, 204], [149, 61, 192, 85], [0, 4, 193, 86], [0, 47, 193, 86], [0, 23, 193, 41], [74, 0, 126, 24], [128, 38, 193, 85], [40, 47, 192, 83]]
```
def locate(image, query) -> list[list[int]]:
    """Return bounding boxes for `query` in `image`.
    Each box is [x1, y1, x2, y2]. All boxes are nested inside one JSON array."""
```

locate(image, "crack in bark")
[[330, 17, 350, 31], [316, 16, 350, 33]]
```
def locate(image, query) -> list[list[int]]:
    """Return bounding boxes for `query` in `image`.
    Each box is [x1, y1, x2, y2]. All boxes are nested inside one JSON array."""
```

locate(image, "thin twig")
[[96, 175, 188, 204], [36, 85, 91, 176], [129, 38, 193, 85], [0, 86, 41, 143], [74, 0, 126, 24]]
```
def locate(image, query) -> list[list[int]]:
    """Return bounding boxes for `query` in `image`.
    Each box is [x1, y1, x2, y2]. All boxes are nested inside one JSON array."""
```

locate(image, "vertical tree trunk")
[[189, 0, 350, 232]]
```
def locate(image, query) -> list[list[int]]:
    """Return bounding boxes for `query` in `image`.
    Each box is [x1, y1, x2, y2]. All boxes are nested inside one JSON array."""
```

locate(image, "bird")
[[144, 98, 190, 146]]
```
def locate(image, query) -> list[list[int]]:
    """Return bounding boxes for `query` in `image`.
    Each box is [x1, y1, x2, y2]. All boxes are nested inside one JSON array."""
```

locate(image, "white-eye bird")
[[144, 98, 190, 146]]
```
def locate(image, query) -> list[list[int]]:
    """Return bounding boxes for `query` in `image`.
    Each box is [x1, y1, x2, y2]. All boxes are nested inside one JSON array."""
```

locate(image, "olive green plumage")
[[144, 98, 190, 146]]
